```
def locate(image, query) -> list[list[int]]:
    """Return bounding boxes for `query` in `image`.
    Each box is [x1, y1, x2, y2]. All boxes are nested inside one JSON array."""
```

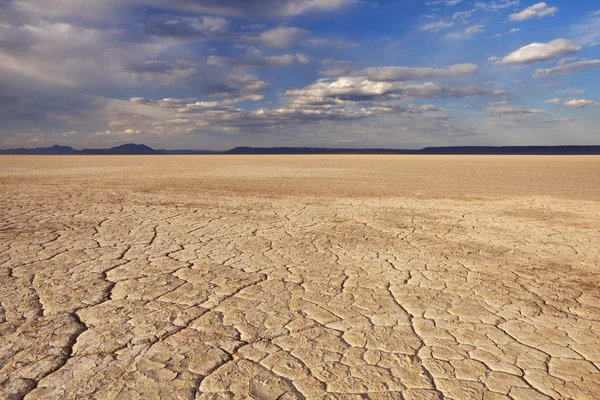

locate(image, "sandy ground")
[[1, 155, 599, 400]]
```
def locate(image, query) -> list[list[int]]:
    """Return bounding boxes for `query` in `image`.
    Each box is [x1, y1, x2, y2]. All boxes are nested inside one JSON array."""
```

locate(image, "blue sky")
[[0, 0, 599, 149]]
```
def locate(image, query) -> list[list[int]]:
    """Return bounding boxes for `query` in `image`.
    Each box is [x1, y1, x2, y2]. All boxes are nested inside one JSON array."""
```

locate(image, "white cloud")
[[130, 94, 265, 112], [533, 60, 600, 78], [453, 10, 475, 23], [421, 20, 454, 32], [284, 77, 507, 106], [509, 2, 558, 22], [565, 89, 586, 95], [475, 1, 519, 12], [303, 38, 356, 49], [487, 56, 500, 62], [494, 27, 520, 38], [364, 63, 479, 82], [489, 106, 546, 116], [464, 24, 485, 35], [544, 98, 561, 104], [557, 57, 578, 66], [563, 99, 599, 109], [489, 100, 508, 107], [499, 39, 580, 65], [245, 27, 308, 49], [587, 10, 600, 17], [426, 0, 464, 6]]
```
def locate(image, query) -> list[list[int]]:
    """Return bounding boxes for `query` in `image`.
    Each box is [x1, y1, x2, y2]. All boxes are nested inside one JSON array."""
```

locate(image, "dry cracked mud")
[[0, 155, 599, 400]]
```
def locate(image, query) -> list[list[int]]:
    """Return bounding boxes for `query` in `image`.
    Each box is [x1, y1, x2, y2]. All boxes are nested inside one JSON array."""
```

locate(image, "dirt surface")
[[1, 155, 599, 400]]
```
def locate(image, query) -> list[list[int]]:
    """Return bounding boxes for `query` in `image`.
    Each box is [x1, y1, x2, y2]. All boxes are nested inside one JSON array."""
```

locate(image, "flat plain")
[[1, 155, 599, 400]]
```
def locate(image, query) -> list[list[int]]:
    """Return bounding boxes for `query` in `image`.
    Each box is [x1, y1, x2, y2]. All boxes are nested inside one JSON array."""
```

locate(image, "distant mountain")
[[82, 143, 159, 155], [1, 144, 600, 155], [161, 149, 219, 155], [0, 143, 161, 155], [0, 144, 79, 155], [225, 147, 419, 155], [226, 145, 600, 155], [419, 146, 600, 155]]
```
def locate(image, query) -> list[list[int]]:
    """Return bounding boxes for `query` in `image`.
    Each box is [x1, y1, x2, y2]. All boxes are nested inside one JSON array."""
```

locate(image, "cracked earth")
[[1, 155, 599, 400]]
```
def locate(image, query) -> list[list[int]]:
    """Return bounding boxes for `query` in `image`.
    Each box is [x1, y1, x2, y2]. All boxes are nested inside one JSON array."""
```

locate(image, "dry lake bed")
[[1, 155, 599, 400]]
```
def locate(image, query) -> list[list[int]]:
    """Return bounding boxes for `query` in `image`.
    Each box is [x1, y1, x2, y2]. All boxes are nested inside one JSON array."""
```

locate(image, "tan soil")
[[1, 155, 599, 399]]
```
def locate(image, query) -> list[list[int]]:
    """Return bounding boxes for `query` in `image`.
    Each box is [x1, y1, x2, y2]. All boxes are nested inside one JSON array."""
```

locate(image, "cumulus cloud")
[[122, 94, 447, 135], [533, 60, 600, 78], [499, 39, 580, 65], [509, 2, 557, 22], [130, 94, 265, 112], [244, 26, 308, 48], [563, 99, 599, 109], [544, 98, 561, 104], [364, 63, 479, 82], [284, 77, 506, 104]]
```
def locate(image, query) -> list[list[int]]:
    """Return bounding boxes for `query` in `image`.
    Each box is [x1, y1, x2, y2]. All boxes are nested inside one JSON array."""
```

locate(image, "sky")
[[1, 0, 599, 150]]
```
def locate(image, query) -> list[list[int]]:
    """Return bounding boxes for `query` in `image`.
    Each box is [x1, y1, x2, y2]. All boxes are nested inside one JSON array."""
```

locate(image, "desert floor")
[[1, 155, 599, 400]]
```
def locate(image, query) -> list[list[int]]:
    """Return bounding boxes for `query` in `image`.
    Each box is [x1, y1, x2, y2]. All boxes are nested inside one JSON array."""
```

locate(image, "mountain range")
[[1, 143, 599, 155]]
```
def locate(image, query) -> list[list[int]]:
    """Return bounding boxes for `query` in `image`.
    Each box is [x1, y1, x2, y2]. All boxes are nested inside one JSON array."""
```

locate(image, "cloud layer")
[[0, 0, 598, 149], [499, 39, 580, 65], [509, 2, 558, 22]]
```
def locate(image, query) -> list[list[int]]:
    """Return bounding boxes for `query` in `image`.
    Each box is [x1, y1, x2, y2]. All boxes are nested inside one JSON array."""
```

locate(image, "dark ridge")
[[225, 145, 600, 155], [161, 149, 219, 155], [224, 147, 419, 155], [1, 144, 600, 155], [420, 145, 600, 155], [81, 143, 159, 155], [0, 144, 79, 155]]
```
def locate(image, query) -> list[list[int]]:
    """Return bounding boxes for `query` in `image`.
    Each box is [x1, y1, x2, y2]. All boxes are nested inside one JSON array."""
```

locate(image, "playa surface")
[[1, 155, 599, 400]]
